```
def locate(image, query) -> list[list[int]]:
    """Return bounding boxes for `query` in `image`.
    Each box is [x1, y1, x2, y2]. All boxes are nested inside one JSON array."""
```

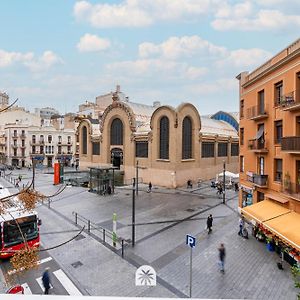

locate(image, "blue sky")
[[0, 0, 299, 115]]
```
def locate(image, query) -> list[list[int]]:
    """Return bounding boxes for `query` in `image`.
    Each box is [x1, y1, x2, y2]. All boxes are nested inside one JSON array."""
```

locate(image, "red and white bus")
[[0, 186, 40, 258]]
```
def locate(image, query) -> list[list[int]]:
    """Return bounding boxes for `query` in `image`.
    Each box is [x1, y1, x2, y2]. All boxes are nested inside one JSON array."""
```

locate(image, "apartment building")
[[0, 99, 77, 167], [237, 38, 300, 255]]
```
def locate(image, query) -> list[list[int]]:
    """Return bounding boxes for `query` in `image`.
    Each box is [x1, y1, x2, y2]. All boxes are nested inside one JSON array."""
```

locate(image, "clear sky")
[[0, 0, 299, 115]]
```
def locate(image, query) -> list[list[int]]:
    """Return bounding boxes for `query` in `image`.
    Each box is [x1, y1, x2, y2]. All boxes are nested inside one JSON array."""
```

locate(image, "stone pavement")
[[0, 169, 298, 299]]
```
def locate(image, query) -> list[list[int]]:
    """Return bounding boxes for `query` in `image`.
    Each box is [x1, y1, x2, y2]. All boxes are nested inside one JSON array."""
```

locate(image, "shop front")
[[241, 185, 253, 207], [242, 200, 300, 267]]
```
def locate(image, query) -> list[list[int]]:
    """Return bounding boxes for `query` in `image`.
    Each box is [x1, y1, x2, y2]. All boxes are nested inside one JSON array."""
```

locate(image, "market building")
[[77, 86, 239, 188], [237, 38, 300, 261]]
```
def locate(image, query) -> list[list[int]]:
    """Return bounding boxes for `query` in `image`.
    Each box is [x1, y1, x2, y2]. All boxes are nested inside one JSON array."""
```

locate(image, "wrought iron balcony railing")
[[281, 136, 300, 152], [281, 181, 300, 199], [276, 90, 300, 111], [247, 172, 268, 187], [248, 139, 268, 152], [247, 105, 268, 120]]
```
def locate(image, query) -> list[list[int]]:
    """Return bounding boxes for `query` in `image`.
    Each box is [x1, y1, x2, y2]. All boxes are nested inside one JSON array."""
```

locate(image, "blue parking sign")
[[186, 234, 196, 248]]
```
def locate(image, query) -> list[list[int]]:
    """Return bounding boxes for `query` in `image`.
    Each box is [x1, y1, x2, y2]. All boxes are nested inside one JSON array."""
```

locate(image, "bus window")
[[3, 216, 38, 247]]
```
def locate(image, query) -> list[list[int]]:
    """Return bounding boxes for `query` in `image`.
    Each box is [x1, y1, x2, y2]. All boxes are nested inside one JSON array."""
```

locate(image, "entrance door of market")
[[111, 148, 123, 169]]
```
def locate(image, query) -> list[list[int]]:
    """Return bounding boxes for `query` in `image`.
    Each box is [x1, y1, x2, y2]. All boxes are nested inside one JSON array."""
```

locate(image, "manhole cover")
[[75, 234, 86, 241], [71, 261, 83, 268], [186, 208, 195, 212]]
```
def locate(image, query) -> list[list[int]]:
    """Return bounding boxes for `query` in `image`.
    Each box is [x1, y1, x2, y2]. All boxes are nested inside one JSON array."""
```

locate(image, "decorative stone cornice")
[[100, 101, 136, 133]]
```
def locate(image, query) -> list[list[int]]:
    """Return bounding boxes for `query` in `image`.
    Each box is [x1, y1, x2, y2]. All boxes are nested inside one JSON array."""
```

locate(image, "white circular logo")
[[135, 265, 156, 286]]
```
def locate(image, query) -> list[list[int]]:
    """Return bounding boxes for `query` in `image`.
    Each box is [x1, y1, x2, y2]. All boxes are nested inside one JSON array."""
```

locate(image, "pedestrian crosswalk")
[[18, 256, 83, 296]]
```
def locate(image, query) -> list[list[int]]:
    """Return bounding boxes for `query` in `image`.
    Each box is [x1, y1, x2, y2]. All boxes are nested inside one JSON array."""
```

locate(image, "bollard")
[[103, 229, 105, 243], [121, 239, 124, 258], [48, 198, 50, 209], [88, 220, 91, 233], [75, 212, 78, 225]]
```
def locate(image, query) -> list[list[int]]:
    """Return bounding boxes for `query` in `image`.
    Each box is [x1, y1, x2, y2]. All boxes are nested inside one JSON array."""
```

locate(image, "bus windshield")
[[3, 215, 38, 247]]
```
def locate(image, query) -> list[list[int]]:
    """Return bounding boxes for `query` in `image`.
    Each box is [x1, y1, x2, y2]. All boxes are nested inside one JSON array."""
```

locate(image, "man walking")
[[207, 214, 213, 234], [148, 182, 152, 193], [218, 243, 226, 273], [238, 216, 245, 236], [42, 267, 51, 294]]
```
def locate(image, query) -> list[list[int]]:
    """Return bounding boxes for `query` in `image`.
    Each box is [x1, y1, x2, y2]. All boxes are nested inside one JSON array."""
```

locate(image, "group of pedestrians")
[[206, 214, 248, 274], [206, 214, 226, 273]]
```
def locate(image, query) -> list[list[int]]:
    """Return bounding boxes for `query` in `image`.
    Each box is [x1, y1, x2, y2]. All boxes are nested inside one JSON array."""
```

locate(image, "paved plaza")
[[0, 169, 298, 299]]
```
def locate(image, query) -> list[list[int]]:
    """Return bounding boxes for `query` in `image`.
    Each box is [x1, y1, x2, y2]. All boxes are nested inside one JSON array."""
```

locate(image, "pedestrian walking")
[[18, 175, 22, 182], [148, 182, 152, 193], [238, 216, 244, 236], [234, 182, 239, 192], [218, 243, 226, 273], [207, 214, 213, 234], [42, 267, 51, 294]]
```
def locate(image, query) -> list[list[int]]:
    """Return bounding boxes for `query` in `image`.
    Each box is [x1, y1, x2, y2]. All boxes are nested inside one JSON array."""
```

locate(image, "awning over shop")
[[241, 200, 290, 223], [264, 212, 300, 251], [265, 193, 289, 204]]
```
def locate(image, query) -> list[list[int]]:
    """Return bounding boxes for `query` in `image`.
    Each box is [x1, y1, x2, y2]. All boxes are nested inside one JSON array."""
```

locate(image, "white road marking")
[[37, 256, 52, 265], [36, 276, 44, 291], [36, 276, 53, 291], [53, 269, 82, 296], [21, 283, 32, 294]]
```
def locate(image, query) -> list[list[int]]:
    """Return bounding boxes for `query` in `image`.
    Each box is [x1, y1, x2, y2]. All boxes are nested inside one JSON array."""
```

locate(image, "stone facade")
[[77, 88, 239, 188]]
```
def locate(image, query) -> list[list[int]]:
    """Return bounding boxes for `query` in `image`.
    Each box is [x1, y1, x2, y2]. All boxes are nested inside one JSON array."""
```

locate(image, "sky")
[[0, 0, 299, 115]]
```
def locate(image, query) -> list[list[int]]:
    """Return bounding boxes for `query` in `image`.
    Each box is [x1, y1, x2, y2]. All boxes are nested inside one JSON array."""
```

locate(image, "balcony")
[[30, 140, 44, 145], [12, 135, 18, 139], [277, 90, 300, 111], [281, 181, 300, 199], [19, 133, 26, 138], [11, 144, 18, 149], [248, 139, 268, 153], [247, 105, 268, 121], [281, 136, 300, 153], [20, 144, 26, 149], [247, 172, 268, 188]]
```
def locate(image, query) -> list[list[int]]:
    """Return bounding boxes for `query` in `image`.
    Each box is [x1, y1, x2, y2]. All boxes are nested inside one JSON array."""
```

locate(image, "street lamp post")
[[132, 178, 136, 247], [32, 157, 35, 189], [223, 160, 226, 204], [136, 160, 139, 196]]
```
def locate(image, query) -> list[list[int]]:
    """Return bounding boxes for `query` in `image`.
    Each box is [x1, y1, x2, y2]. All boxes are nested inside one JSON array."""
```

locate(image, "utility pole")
[[223, 160, 226, 204], [136, 160, 139, 196], [132, 178, 136, 247], [32, 158, 35, 189]]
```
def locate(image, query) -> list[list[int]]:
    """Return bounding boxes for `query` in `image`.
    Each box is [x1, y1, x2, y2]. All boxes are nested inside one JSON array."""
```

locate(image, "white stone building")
[[1, 101, 76, 167]]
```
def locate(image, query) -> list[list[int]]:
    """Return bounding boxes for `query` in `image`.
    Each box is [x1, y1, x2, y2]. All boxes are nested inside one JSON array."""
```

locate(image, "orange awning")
[[264, 212, 300, 251], [241, 200, 291, 223]]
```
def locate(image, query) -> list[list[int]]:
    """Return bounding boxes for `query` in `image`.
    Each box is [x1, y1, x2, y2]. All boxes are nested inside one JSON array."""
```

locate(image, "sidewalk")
[[0, 170, 298, 298]]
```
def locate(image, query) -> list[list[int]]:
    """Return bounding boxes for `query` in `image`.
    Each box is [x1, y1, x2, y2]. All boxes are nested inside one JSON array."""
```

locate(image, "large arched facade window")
[[111, 118, 123, 145], [182, 116, 192, 159], [159, 116, 169, 159], [82, 126, 87, 155]]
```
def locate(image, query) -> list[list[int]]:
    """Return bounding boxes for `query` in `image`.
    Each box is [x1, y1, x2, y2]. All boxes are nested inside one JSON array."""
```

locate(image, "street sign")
[[186, 234, 196, 248]]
